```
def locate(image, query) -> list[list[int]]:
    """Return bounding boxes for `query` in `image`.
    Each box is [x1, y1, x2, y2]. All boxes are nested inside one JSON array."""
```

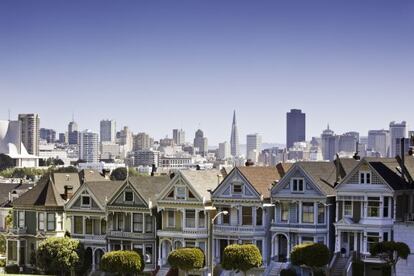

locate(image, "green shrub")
[[313, 268, 326, 276], [168, 247, 205, 271], [352, 260, 364, 276], [0, 259, 5, 267], [222, 244, 262, 273], [5, 264, 19, 274], [290, 242, 330, 269], [101, 250, 144, 275], [280, 268, 296, 276]]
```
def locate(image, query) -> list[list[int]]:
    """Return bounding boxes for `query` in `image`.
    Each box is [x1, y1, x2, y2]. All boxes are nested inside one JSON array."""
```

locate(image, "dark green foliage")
[[370, 241, 410, 265], [0, 154, 14, 170], [221, 244, 262, 273], [0, 258, 5, 267], [168, 247, 205, 271], [313, 268, 326, 276], [53, 166, 78, 173], [290, 243, 330, 269], [352, 260, 364, 276], [36, 237, 81, 275], [280, 268, 296, 276], [5, 264, 19, 273], [110, 167, 128, 180], [101, 250, 144, 275], [0, 234, 5, 254]]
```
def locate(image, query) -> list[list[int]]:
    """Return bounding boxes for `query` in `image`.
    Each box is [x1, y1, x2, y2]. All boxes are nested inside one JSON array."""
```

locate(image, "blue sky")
[[1, 0, 413, 145]]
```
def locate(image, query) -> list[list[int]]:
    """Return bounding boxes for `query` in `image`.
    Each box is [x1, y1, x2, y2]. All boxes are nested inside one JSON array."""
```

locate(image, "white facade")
[[172, 129, 185, 145], [389, 121, 407, 157], [218, 141, 231, 160], [246, 133, 262, 163], [100, 142, 120, 159], [79, 130, 99, 163], [18, 113, 40, 156], [367, 130, 390, 157], [100, 119, 116, 143]]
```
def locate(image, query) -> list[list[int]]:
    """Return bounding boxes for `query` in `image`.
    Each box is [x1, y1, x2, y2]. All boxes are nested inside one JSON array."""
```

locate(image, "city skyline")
[[1, 0, 414, 145]]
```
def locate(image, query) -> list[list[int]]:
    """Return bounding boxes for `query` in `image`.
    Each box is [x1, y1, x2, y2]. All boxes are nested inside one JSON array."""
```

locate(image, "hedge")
[[280, 268, 296, 276], [168, 247, 205, 271], [101, 250, 144, 274], [290, 242, 330, 268], [221, 244, 262, 272]]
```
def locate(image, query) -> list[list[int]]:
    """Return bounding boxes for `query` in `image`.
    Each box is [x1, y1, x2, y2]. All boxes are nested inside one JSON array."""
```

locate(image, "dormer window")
[[176, 187, 186, 200], [360, 172, 371, 184], [81, 195, 91, 207], [233, 184, 243, 194], [291, 178, 304, 192], [124, 191, 134, 202]]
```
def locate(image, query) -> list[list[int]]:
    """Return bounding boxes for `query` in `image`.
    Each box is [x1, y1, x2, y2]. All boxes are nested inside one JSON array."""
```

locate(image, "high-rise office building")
[[389, 121, 407, 157], [286, 109, 306, 149], [133, 132, 153, 151], [246, 133, 262, 163], [173, 129, 185, 145], [118, 126, 133, 152], [321, 125, 336, 161], [338, 132, 358, 153], [230, 110, 239, 157], [40, 128, 56, 143], [58, 133, 67, 144], [68, 121, 79, 145], [100, 119, 116, 143], [368, 130, 390, 157], [79, 130, 99, 163], [18, 113, 40, 156], [218, 141, 231, 160], [194, 129, 208, 156]]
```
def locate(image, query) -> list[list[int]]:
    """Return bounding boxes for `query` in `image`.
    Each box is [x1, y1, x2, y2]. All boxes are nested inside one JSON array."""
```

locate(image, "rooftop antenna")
[[8, 109, 10, 121], [72, 112, 75, 122]]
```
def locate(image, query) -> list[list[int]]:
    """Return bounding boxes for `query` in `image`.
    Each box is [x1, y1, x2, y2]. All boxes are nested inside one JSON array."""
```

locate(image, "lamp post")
[[205, 207, 228, 276]]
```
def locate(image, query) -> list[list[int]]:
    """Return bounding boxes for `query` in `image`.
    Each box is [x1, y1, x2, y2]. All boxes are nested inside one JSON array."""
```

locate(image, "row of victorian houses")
[[4, 155, 414, 275]]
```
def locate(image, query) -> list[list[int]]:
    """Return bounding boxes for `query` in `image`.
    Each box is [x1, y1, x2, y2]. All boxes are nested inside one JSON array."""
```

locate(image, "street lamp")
[[205, 207, 228, 276]]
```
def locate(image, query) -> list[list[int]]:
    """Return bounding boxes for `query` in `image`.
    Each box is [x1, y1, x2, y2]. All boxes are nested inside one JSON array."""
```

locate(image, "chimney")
[[64, 185, 74, 200], [245, 159, 254, 166], [217, 174, 223, 184]]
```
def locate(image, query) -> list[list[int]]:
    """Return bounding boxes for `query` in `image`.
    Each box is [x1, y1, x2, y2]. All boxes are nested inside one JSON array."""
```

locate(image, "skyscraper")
[[246, 133, 262, 163], [218, 141, 231, 160], [68, 120, 79, 145], [194, 129, 208, 156], [40, 128, 56, 143], [321, 125, 337, 161], [389, 121, 407, 157], [230, 110, 239, 157], [286, 109, 306, 149], [118, 126, 133, 152], [173, 129, 185, 145], [338, 132, 358, 153], [100, 119, 116, 143], [367, 130, 390, 157], [133, 132, 153, 151], [79, 130, 99, 163], [18, 113, 40, 155]]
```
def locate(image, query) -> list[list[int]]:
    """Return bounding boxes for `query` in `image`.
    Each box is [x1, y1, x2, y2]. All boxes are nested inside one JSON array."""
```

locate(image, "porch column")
[[314, 202, 317, 225], [195, 210, 199, 230], [130, 212, 133, 232], [335, 230, 340, 252], [354, 231, 357, 252], [298, 201, 302, 223], [142, 213, 145, 233], [252, 206, 257, 226], [92, 249, 96, 271], [16, 240, 20, 265], [158, 241, 162, 266]]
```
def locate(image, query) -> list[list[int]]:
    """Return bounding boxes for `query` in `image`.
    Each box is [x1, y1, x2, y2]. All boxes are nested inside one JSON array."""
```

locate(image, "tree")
[[168, 247, 205, 273], [101, 250, 144, 276], [36, 237, 82, 275], [110, 167, 128, 180], [222, 244, 262, 275], [0, 154, 15, 171], [290, 242, 330, 275], [370, 241, 410, 276], [53, 166, 78, 173]]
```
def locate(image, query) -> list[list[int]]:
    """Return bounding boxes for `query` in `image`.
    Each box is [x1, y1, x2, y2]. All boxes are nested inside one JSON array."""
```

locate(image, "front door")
[[278, 235, 288, 262]]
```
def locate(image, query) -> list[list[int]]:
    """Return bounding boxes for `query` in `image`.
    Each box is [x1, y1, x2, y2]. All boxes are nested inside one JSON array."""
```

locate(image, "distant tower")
[[389, 121, 407, 157], [100, 119, 116, 143], [230, 110, 239, 157], [18, 113, 40, 155], [286, 109, 306, 149]]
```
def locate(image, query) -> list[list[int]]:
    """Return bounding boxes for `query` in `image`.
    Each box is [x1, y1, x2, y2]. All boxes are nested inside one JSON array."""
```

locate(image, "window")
[[186, 240, 196, 247], [18, 211, 25, 228], [117, 213, 124, 230], [256, 240, 263, 255], [185, 210, 196, 228], [74, 216, 83, 234], [47, 213, 55, 231], [81, 195, 91, 207], [133, 213, 143, 232], [302, 236, 314, 243], [302, 203, 314, 223], [383, 232, 389, 241], [176, 187, 186, 200], [199, 242, 206, 253], [101, 220, 106, 234], [360, 172, 371, 184], [124, 191, 134, 202], [383, 197, 389, 217], [281, 202, 289, 222], [256, 208, 263, 226], [7, 240, 17, 261], [318, 203, 325, 224], [85, 218, 93, 234], [242, 207, 252, 225], [199, 211, 205, 228], [38, 213, 45, 231], [233, 184, 242, 194], [145, 245, 153, 264], [94, 219, 100, 235], [344, 201, 352, 217], [367, 232, 380, 252], [292, 178, 304, 192], [222, 207, 230, 224], [145, 214, 153, 233], [167, 210, 175, 227], [368, 197, 380, 217]]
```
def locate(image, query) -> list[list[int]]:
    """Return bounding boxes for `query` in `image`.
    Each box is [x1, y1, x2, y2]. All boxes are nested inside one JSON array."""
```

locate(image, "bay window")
[[302, 203, 314, 223]]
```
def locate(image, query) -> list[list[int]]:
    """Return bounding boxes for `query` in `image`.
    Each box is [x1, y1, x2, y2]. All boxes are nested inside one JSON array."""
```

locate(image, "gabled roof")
[[51, 173, 81, 197], [295, 162, 337, 195], [235, 164, 291, 196], [128, 175, 170, 205], [84, 180, 124, 207], [401, 155, 414, 182], [335, 158, 359, 179], [179, 170, 221, 201], [79, 169, 108, 183], [0, 183, 34, 207]]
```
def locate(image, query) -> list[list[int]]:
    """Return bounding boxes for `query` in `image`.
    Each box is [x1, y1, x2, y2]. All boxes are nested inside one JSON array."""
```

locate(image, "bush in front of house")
[[167, 247, 205, 272], [221, 244, 262, 274], [5, 263, 19, 274], [290, 242, 330, 272], [101, 250, 144, 275]]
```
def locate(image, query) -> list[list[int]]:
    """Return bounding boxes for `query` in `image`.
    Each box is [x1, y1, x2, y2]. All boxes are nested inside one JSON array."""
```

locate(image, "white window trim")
[[38, 212, 45, 231], [359, 171, 371, 184], [124, 191, 134, 202], [343, 201, 353, 217], [280, 202, 289, 222], [232, 183, 243, 194], [175, 186, 186, 200], [291, 178, 305, 193], [81, 195, 91, 207], [18, 211, 25, 228]]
